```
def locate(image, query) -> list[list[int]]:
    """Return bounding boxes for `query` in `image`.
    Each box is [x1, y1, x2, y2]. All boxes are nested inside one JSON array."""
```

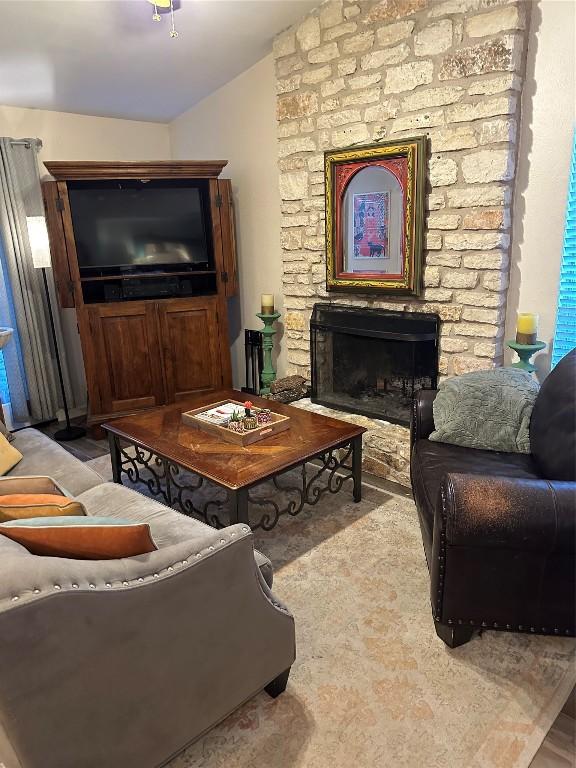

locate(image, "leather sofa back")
[[530, 350, 576, 481]]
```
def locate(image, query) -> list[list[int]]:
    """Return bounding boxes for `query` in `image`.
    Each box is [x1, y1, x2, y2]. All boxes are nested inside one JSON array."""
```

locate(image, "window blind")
[[552, 129, 576, 366]]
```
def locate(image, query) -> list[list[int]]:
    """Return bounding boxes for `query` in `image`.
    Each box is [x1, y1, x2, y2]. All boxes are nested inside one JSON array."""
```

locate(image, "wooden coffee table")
[[103, 389, 365, 531]]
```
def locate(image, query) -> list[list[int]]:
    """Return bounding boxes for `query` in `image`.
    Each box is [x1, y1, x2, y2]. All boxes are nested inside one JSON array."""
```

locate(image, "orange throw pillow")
[[0, 517, 157, 559], [0, 494, 86, 523]]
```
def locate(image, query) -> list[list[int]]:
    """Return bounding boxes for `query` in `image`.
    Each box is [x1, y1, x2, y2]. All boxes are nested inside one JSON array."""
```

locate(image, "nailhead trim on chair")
[[433, 487, 448, 623], [2, 526, 283, 609], [440, 619, 573, 636], [435, 488, 575, 637]]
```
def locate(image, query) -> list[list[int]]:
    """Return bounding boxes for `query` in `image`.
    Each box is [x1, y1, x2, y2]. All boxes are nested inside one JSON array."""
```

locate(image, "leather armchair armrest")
[[430, 474, 576, 632], [410, 389, 437, 450], [438, 474, 576, 553]]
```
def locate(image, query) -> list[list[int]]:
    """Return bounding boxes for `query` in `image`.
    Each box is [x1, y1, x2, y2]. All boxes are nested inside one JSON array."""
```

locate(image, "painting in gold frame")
[[325, 137, 426, 296]]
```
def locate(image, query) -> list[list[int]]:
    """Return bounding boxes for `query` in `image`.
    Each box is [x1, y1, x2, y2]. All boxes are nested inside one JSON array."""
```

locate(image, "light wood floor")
[[42, 421, 576, 767], [531, 713, 575, 767]]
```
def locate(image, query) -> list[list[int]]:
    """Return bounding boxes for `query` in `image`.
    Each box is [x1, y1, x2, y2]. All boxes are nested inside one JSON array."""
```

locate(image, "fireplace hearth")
[[310, 304, 439, 426]]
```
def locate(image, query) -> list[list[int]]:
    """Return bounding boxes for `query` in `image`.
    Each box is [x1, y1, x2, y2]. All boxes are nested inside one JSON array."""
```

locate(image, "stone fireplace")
[[275, 0, 528, 485], [310, 304, 439, 425]]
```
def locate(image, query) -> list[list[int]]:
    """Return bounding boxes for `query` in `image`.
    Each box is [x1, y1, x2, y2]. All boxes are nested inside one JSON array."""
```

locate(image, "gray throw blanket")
[[429, 367, 540, 454]]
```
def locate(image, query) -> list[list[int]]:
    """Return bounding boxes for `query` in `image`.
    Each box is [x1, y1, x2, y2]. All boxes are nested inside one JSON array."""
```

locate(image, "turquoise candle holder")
[[257, 311, 281, 395], [506, 340, 546, 373]]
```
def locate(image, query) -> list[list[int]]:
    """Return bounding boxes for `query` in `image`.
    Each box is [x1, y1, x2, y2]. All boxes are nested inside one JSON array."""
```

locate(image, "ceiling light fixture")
[[147, 0, 179, 38]]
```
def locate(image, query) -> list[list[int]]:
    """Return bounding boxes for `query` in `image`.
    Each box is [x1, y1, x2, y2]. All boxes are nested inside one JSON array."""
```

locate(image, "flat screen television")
[[67, 179, 214, 275]]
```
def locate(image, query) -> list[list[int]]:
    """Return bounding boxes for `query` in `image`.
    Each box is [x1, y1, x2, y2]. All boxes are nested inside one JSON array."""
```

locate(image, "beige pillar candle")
[[516, 313, 539, 344], [261, 294, 275, 314]]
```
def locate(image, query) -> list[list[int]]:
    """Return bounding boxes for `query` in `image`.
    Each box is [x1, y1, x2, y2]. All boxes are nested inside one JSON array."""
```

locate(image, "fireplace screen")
[[310, 304, 439, 426]]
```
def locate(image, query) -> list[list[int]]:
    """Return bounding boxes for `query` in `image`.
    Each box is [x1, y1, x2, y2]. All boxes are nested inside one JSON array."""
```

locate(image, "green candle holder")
[[506, 340, 546, 373], [257, 311, 281, 395]]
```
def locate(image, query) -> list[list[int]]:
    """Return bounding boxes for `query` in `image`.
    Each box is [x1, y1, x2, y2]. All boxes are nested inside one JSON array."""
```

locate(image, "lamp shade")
[[26, 216, 51, 269]]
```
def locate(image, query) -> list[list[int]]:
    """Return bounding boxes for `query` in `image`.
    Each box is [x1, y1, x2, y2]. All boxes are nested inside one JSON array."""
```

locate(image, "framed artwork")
[[325, 136, 426, 296]]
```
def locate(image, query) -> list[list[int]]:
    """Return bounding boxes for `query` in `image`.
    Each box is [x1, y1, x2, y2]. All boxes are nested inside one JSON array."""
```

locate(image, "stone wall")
[[275, 0, 528, 377], [273, 0, 529, 486]]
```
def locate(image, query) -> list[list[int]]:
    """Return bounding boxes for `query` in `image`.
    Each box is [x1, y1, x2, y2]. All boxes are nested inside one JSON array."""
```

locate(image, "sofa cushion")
[[0, 432, 22, 475], [0, 515, 156, 559], [530, 349, 576, 481], [9, 429, 104, 496], [76, 482, 274, 588], [411, 439, 539, 565]]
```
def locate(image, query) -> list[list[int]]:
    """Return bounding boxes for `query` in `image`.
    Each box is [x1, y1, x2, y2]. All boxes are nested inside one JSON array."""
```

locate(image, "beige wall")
[[0, 106, 171, 167], [170, 55, 284, 387], [506, 0, 576, 378], [0, 105, 171, 408]]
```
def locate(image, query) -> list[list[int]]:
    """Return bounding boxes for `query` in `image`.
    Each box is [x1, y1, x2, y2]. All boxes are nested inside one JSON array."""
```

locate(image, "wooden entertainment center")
[[42, 161, 237, 432]]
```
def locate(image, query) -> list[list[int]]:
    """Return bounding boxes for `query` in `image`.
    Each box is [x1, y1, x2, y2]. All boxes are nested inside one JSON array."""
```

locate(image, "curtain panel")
[[0, 138, 73, 423]]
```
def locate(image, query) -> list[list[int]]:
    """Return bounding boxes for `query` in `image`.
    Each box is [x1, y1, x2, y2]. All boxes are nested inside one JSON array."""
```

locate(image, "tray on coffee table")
[[181, 399, 290, 446]]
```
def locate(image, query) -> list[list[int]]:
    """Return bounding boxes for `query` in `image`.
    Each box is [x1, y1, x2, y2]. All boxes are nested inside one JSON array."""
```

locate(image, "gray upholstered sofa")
[[0, 428, 295, 768]]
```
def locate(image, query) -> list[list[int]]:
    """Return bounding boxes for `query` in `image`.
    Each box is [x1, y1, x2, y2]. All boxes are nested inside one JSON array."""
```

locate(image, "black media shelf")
[[80, 271, 218, 304]]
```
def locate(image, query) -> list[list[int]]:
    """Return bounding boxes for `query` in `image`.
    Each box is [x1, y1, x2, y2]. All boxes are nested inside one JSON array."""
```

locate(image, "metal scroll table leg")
[[229, 488, 250, 527], [108, 433, 122, 484], [352, 436, 362, 503]]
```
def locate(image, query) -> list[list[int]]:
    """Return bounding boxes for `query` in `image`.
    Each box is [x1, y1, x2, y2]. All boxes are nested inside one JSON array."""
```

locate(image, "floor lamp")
[[27, 216, 86, 441]]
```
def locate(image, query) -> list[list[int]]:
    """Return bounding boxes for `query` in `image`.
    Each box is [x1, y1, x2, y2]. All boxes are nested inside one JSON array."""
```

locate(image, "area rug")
[[87, 455, 576, 768]]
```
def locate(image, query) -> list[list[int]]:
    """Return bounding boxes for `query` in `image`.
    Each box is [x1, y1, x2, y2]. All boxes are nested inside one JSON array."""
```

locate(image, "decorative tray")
[[181, 399, 290, 446]]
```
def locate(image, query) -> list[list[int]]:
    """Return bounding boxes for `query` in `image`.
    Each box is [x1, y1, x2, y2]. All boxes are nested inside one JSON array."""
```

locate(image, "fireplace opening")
[[310, 304, 439, 426]]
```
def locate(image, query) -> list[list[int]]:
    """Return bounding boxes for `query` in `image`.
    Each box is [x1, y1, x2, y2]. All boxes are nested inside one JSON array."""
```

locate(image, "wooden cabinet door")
[[85, 302, 165, 415], [41, 180, 75, 308], [209, 178, 238, 298], [217, 179, 238, 298], [157, 297, 223, 402]]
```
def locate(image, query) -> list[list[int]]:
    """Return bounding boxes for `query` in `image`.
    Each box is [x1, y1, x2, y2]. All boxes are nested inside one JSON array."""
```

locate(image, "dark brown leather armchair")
[[410, 349, 576, 648]]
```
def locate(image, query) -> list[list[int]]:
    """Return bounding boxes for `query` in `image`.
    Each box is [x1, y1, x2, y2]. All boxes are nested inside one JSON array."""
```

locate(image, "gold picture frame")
[[325, 136, 427, 296]]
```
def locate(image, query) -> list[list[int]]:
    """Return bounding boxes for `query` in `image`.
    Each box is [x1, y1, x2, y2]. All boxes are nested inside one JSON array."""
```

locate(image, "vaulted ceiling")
[[0, 0, 317, 122]]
